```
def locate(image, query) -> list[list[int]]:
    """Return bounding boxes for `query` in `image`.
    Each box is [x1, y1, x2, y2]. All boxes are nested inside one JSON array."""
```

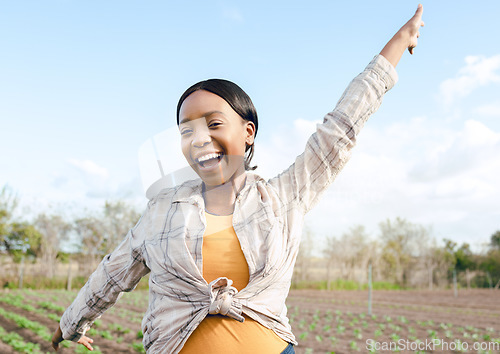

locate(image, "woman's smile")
[[194, 151, 224, 171]]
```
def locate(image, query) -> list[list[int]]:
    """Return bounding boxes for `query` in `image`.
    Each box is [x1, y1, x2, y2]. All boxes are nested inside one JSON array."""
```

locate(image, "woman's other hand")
[[52, 325, 94, 351]]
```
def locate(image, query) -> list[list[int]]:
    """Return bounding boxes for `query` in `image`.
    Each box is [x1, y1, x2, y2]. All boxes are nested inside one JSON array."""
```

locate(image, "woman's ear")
[[245, 121, 256, 146]]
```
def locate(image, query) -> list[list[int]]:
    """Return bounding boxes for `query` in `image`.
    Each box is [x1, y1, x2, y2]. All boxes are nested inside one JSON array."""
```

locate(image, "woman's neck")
[[203, 171, 246, 216]]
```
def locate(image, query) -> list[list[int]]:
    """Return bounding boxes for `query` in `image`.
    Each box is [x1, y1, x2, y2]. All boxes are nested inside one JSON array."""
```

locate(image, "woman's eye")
[[209, 122, 221, 128], [180, 129, 192, 135]]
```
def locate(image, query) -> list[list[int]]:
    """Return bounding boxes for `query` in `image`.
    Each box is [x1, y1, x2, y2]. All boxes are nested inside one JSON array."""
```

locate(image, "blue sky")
[[1, 1, 500, 251]]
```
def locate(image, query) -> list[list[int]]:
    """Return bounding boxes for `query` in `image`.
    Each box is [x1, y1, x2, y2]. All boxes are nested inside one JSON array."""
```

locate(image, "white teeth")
[[197, 152, 222, 163]]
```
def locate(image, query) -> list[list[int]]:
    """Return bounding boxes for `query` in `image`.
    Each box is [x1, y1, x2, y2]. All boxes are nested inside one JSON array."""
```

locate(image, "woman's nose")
[[192, 125, 211, 147]]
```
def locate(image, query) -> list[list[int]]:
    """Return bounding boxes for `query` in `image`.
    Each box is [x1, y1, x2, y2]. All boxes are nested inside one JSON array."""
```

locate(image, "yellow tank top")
[[180, 212, 288, 354]]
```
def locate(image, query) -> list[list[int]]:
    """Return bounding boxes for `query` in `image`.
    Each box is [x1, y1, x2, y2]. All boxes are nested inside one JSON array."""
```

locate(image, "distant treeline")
[[1, 185, 499, 290], [294, 219, 500, 290]]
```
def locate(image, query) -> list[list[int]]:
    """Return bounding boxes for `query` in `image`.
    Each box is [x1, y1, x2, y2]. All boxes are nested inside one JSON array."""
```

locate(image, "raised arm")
[[269, 5, 424, 213], [380, 4, 425, 68]]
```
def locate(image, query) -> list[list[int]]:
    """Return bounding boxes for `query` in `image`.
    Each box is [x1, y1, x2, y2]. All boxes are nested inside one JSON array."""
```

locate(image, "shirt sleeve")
[[269, 54, 398, 214], [59, 201, 153, 342]]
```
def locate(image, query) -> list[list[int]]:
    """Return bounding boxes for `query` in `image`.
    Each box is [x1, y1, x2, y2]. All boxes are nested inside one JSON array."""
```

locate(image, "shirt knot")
[[208, 277, 244, 322]]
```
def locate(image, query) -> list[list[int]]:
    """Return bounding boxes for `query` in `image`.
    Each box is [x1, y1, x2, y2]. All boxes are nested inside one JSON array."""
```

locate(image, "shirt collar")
[[171, 172, 265, 204]]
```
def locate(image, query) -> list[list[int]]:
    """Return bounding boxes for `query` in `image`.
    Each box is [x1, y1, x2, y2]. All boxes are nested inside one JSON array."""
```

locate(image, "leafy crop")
[[0, 325, 42, 353]]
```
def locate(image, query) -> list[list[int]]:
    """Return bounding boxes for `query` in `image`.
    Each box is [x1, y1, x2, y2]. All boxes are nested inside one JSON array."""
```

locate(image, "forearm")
[[380, 31, 412, 68], [60, 230, 150, 341], [380, 4, 424, 68], [271, 55, 397, 213]]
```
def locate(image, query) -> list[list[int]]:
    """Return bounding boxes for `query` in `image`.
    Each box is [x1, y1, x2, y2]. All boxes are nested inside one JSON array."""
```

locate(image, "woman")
[[52, 5, 424, 353]]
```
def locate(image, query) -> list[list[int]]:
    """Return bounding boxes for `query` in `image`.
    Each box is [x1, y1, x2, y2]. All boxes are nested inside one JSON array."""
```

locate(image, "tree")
[[480, 231, 500, 289], [0, 185, 19, 253], [74, 215, 105, 258], [294, 227, 314, 283], [323, 225, 375, 287], [379, 217, 431, 287], [490, 230, 500, 250], [101, 200, 140, 253], [455, 243, 476, 272], [0, 186, 43, 262], [421, 238, 442, 290], [481, 250, 500, 289], [2, 222, 42, 261], [34, 213, 71, 277]]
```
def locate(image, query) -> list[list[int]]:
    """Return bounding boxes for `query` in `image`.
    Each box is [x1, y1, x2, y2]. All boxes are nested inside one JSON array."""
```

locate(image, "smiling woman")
[[177, 78, 259, 171], [52, 5, 424, 354], [176, 79, 259, 216]]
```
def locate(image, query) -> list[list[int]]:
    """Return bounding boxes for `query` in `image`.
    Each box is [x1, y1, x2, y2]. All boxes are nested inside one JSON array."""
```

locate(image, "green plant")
[[47, 313, 60, 322], [453, 339, 467, 353], [38, 301, 65, 312], [131, 342, 146, 353], [390, 333, 400, 341], [99, 330, 113, 340], [427, 329, 438, 340], [0, 307, 52, 341], [0, 325, 42, 353], [349, 340, 359, 351], [75, 344, 102, 353]]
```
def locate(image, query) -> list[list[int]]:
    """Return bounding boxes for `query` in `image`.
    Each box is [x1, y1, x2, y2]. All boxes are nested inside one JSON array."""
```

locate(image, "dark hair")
[[176, 79, 258, 171]]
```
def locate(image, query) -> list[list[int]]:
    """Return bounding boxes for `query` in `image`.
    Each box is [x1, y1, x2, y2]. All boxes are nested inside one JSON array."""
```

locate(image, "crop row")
[[0, 291, 144, 353], [287, 306, 500, 353]]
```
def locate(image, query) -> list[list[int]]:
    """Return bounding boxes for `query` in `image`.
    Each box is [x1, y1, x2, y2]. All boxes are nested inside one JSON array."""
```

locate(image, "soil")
[[287, 289, 500, 353], [0, 289, 498, 353]]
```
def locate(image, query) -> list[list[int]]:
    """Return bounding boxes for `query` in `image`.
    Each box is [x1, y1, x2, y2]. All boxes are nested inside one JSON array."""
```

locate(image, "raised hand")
[[380, 4, 425, 67], [404, 4, 425, 54]]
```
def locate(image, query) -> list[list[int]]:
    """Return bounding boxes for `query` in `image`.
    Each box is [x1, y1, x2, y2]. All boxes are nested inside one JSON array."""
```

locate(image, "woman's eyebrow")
[[179, 111, 225, 125]]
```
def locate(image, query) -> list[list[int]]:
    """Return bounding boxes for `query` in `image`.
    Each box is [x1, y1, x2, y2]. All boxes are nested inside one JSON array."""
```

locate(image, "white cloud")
[[439, 54, 500, 106], [68, 159, 109, 179], [45, 158, 144, 209], [258, 116, 500, 249], [476, 102, 500, 117], [409, 120, 500, 182], [254, 118, 320, 179]]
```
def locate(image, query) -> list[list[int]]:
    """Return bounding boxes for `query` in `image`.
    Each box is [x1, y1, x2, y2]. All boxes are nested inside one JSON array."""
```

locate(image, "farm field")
[[0, 288, 499, 353]]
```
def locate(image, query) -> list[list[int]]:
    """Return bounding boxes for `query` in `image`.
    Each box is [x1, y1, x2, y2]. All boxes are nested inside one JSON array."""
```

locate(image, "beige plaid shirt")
[[60, 54, 397, 353]]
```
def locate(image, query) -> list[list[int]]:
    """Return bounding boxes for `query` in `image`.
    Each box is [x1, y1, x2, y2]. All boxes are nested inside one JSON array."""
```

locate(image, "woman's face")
[[178, 90, 255, 186]]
